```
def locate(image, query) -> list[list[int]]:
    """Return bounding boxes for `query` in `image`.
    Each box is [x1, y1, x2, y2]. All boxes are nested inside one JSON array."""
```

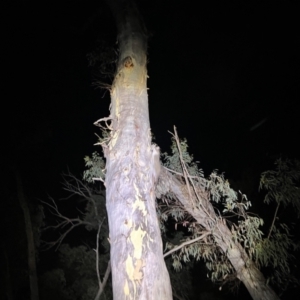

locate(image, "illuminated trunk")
[[103, 1, 172, 299]]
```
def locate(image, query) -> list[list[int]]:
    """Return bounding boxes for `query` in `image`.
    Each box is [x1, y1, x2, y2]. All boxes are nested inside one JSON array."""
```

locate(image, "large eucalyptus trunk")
[[102, 1, 172, 299]]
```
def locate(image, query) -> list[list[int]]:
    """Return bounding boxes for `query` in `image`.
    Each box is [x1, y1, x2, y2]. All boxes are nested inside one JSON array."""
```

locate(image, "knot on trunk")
[[123, 56, 134, 68]]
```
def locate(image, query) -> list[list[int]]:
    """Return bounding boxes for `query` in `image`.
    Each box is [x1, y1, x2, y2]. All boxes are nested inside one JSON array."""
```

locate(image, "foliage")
[[83, 151, 106, 183], [40, 244, 112, 300], [207, 172, 251, 212], [44, 143, 300, 298], [39, 268, 67, 300], [260, 158, 300, 215], [158, 137, 205, 232], [160, 138, 300, 294], [163, 138, 204, 178], [257, 158, 300, 292], [165, 255, 194, 300]]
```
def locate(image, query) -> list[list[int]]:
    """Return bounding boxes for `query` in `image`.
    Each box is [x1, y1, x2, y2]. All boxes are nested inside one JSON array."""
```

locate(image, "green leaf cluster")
[[163, 138, 204, 178], [83, 151, 106, 182], [260, 158, 300, 215], [160, 138, 300, 294]]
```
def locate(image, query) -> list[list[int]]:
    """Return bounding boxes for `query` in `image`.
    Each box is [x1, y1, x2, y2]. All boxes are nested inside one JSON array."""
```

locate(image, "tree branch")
[[164, 232, 211, 258], [267, 202, 280, 239]]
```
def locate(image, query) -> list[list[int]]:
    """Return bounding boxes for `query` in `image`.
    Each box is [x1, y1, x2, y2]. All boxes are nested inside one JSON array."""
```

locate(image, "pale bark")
[[15, 169, 39, 300], [101, 1, 172, 299], [160, 167, 279, 300]]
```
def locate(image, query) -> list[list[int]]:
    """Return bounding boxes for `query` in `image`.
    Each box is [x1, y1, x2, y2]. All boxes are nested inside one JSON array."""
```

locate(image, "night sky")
[[2, 0, 300, 298]]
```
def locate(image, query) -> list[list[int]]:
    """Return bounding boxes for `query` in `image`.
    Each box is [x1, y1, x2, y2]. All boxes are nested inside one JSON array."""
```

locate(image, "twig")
[[41, 196, 92, 250], [171, 127, 214, 221], [164, 232, 210, 258], [164, 166, 203, 181], [61, 172, 100, 218], [93, 219, 112, 300], [94, 260, 111, 300], [267, 202, 280, 239], [95, 222, 102, 290], [171, 126, 195, 208]]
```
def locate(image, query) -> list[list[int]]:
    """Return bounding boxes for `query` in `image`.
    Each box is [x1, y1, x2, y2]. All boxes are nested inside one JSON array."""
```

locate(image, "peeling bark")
[[102, 1, 172, 299]]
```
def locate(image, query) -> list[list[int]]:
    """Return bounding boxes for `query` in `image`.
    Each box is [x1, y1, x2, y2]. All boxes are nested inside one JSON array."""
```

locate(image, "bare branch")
[[94, 259, 111, 300], [171, 126, 195, 209], [41, 197, 93, 251], [267, 202, 280, 239], [95, 220, 105, 289], [171, 128, 215, 222], [164, 231, 211, 258], [61, 172, 102, 219]]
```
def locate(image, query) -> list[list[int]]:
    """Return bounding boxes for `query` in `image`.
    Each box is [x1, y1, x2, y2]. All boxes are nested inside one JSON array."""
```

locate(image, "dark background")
[[2, 0, 299, 299]]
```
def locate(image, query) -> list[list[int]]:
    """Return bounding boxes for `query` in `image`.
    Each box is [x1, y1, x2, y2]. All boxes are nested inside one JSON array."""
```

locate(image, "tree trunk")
[[15, 169, 39, 300], [2, 243, 14, 300], [102, 1, 172, 299], [161, 168, 279, 300]]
